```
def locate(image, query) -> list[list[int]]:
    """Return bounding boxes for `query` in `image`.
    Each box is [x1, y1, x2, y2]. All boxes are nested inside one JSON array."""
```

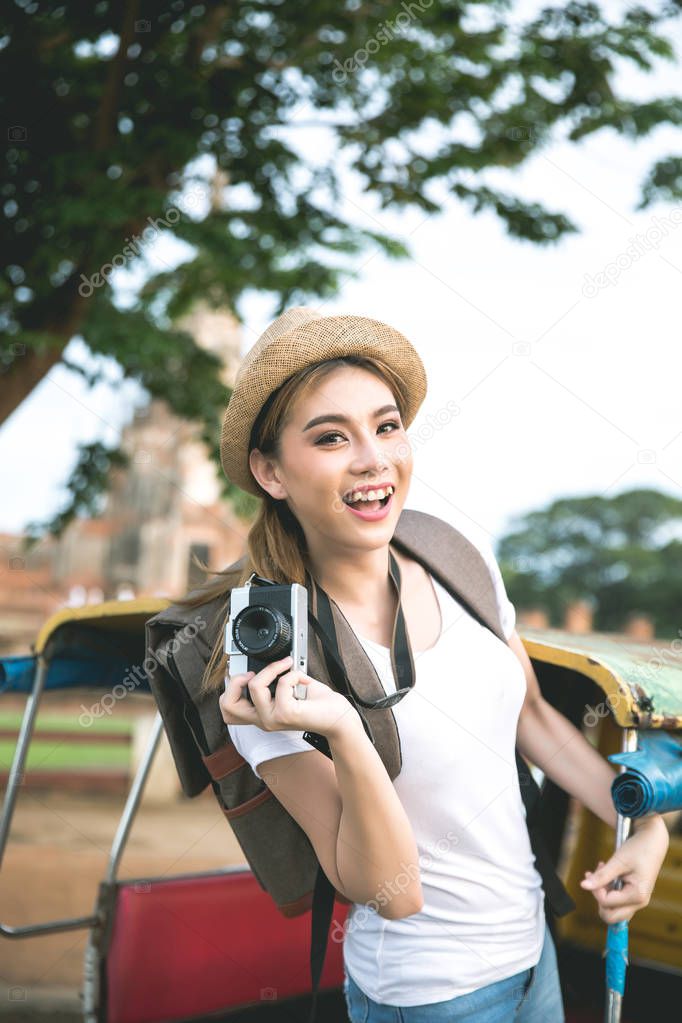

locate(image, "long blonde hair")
[[176, 355, 411, 696]]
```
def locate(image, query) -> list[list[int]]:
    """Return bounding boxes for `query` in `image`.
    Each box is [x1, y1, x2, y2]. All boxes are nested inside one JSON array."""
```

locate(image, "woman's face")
[[249, 365, 413, 553]]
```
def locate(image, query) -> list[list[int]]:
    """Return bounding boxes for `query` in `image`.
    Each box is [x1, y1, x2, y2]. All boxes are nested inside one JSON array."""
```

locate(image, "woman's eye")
[[315, 421, 401, 445]]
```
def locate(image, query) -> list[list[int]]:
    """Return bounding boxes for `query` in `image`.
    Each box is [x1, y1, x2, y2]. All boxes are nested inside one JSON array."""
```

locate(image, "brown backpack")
[[144, 508, 575, 1018]]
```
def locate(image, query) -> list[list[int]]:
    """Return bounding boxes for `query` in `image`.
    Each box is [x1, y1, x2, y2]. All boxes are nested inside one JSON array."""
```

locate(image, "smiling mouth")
[[342, 492, 394, 518], [342, 484, 395, 506], [343, 493, 392, 510]]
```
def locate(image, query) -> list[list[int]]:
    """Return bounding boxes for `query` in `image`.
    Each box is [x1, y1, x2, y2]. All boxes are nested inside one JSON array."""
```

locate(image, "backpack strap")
[[392, 508, 505, 639], [307, 865, 336, 1023], [516, 749, 577, 917], [202, 741, 246, 779]]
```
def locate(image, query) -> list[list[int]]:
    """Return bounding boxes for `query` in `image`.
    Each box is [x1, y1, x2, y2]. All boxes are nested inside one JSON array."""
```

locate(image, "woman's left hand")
[[580, 815, 669, 924]]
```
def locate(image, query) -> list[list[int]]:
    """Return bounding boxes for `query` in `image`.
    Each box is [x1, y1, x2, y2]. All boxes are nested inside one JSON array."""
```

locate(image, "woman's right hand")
[[219, 654, 361, 740]]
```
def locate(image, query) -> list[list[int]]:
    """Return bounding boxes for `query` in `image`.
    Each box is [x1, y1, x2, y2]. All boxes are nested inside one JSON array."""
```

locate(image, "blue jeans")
[[343, 921, 564, 1022]]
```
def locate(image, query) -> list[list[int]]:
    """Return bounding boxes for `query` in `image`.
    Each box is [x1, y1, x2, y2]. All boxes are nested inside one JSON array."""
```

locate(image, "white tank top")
[[228, 528, 545, 1006]]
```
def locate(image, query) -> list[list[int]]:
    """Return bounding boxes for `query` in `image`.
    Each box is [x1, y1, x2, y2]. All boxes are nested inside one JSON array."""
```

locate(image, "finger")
[[276, 668, 314, 694], [223, 670, 255, 703], [600, 908, 630, 925], [224, 667, 253, 686], [592, 877, 650, 914], [581, 859, 604, 884], [581, 856, 627, 891], [601, 887, 642, 912], [219, 672, 260, 724], [589, 877, 625, 903], [597, 885, 638, 908], [249, 656, 294, 692], [248, 656, 294, 711]]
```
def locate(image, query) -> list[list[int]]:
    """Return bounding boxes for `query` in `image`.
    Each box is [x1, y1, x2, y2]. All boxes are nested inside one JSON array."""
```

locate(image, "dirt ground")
[[0, 783, 248, 1015]]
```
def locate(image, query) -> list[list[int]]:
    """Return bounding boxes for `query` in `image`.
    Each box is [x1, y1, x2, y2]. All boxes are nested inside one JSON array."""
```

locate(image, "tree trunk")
[[0, 287, 89, 426], [0, 342, 70, 425]]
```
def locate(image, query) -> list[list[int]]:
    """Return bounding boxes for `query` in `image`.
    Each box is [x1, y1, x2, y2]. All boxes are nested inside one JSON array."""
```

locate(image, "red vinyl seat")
[[104, 868, 349, 1023]]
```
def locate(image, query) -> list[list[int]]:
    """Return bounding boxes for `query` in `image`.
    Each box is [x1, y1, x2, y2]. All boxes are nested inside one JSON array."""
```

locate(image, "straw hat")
[[220, 306, 427, 495]]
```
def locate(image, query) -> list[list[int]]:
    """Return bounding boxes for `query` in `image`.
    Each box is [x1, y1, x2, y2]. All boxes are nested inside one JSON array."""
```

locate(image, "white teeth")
[[345, 485, 394, 504]]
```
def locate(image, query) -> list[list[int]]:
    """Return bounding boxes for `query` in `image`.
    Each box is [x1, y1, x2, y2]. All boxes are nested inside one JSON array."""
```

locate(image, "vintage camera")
[[225, 574, 308, 702]]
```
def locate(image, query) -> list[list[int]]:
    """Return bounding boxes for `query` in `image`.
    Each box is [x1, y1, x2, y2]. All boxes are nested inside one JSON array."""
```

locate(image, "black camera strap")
[[306, 548, 416, 709]]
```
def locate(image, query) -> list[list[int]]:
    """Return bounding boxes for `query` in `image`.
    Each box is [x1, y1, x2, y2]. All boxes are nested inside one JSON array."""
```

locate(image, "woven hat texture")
[[220, 306, 427, 495]]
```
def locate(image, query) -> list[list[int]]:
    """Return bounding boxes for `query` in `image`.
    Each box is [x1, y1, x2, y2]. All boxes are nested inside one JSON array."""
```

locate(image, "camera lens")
[[232, 604, 292, 661]]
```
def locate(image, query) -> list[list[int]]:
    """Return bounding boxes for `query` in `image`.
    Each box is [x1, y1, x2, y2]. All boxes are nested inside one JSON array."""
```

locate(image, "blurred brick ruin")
[[0, 303, 249, 654]]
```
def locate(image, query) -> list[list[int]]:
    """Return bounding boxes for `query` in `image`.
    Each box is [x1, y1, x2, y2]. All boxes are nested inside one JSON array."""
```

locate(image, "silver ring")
[[293, 682, 308, 700]]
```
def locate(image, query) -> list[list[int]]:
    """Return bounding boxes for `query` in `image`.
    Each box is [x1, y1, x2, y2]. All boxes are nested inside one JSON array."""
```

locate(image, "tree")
[[496, 487, 682, 638], [3, 1, 682, 541]]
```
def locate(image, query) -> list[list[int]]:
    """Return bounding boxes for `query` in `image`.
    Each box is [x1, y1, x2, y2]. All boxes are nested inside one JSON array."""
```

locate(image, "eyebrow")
[[302, 404, 400, 432]]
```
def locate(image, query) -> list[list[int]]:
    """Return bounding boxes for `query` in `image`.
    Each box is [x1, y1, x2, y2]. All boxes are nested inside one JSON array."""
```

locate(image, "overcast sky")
[[2, 7, 681, 556]]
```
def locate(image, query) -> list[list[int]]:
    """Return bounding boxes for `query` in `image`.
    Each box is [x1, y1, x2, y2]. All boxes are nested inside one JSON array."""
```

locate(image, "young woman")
[[214, 306, 669, 1022]]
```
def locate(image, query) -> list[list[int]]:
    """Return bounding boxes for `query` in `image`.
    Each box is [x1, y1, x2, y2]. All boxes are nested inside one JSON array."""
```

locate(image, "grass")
[[0, 711, 132, 734], [0, 741, 130, 770], [0, 711, 134, 771]]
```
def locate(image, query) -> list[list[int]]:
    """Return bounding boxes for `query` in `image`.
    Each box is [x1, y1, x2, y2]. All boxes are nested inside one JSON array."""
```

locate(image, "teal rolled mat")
[[608, 731, 682, 817]]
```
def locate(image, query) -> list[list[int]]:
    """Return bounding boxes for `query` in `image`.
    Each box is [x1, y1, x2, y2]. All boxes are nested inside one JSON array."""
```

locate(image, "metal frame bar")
[[105, 711, 164, 883], [0, 654, 47, 870], [605, 726, 638, 1023], [0, 654, 100, 939]]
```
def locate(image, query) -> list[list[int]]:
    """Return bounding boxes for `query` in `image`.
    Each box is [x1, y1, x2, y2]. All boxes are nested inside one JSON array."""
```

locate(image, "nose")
[[350, 426, 391, 475]]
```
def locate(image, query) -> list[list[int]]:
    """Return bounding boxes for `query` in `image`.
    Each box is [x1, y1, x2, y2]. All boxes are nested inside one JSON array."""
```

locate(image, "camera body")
[[225, 576, 308, 702]]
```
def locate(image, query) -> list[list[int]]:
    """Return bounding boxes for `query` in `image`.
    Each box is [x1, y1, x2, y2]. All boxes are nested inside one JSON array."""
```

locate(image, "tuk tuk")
[[1, 602, 681, 1022]]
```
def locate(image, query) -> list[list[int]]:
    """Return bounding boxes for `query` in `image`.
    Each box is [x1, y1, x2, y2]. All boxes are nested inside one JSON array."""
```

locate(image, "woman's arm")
[[509, 630, 669, 922], [510, 630, 619, 824], [328, 714, 424, 918]]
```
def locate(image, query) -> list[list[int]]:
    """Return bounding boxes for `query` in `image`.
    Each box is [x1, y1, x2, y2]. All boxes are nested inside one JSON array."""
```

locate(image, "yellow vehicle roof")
[[520, 625, 682, 729], [33, 598, 170, 655]]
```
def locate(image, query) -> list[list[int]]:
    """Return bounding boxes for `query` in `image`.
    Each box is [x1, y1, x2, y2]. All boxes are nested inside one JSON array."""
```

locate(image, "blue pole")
[[604, 727, 637, 1023]]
